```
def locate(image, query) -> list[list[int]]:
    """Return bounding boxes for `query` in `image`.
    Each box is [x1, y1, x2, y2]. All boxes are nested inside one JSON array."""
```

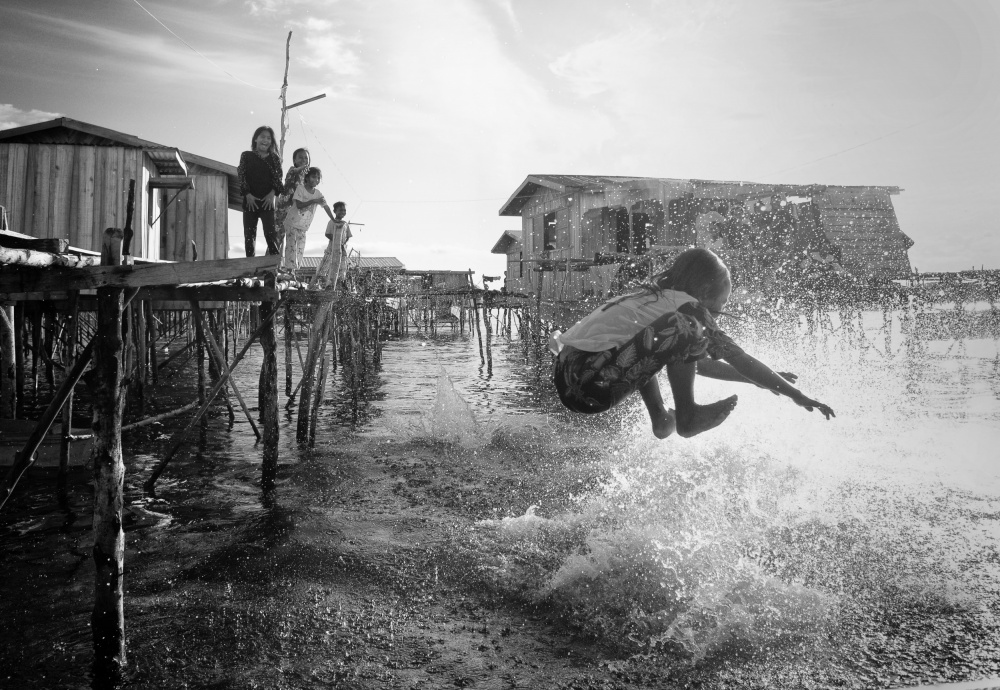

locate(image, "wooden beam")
[[0, 246, 100, 269], [0, 231, 69, 254], [0, 255, 279, 293]]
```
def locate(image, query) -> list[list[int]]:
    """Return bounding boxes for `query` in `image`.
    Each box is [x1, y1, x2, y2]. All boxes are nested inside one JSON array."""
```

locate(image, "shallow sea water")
[[2, 304, 1000, 689]]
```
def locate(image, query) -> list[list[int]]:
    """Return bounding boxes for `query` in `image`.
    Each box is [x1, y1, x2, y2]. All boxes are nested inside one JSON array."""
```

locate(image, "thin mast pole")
[[279, 31, 292, 161]]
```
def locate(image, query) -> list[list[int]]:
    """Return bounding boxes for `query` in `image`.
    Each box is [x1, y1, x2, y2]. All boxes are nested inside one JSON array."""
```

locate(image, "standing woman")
[[237, 125, 284, 256]]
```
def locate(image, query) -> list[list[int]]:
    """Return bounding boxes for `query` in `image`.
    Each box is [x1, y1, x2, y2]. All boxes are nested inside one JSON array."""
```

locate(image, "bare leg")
[[639, 376, 676, 439], [666, 361, 738, 438]]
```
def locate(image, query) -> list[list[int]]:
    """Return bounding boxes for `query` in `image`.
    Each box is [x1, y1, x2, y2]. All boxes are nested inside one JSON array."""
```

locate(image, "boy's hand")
[[793, 393, 835, 420]]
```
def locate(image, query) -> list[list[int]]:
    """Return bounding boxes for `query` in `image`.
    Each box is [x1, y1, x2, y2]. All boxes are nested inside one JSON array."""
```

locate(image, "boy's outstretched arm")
[[722, 351, 835, 419], [697, 359, 797, 386]]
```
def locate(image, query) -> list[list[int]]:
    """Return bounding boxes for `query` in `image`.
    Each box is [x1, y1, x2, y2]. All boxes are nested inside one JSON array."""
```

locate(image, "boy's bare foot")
[[651, 409, 677, 439], [675, 395, 738, 438]]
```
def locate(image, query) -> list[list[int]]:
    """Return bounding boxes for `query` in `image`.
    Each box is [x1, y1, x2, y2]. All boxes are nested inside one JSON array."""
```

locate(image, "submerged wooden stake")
[[259, 294, 279, 490]]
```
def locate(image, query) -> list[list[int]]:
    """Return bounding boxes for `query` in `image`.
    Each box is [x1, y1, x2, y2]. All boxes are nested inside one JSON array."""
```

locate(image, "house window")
[[543, 212, 557, 251]]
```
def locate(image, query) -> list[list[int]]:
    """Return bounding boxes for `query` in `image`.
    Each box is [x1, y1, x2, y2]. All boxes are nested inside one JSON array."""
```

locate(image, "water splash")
[[380, 367, 491, 449]]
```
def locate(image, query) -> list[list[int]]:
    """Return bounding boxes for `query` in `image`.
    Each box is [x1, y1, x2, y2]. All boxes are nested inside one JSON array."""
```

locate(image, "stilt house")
[[0, 118, 240, 262], [496, 175, 914, 300]]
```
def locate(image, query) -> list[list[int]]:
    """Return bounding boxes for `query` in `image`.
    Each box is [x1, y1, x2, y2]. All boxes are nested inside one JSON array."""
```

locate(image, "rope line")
[[131, 0, 280, 91]]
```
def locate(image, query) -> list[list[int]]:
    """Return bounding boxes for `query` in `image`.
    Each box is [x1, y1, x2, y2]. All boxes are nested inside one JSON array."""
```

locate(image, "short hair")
[[305, 167, 322, 181], [652, 248, 730, 300], [291, 147, 310, 164], [332, 201, 346, 211], [250, 126, 278, 156]]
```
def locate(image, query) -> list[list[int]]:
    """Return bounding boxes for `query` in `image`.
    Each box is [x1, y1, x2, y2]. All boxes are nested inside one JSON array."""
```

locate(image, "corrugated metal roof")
[[298, 256, 405, 270]]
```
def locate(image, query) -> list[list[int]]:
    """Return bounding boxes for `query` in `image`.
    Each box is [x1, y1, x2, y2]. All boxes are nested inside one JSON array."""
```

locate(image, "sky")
[[1, 0, 998, 281]]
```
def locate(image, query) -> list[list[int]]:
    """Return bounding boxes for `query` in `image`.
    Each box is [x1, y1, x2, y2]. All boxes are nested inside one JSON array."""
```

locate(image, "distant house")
[[0, 117, 240, 262], [497, 174, 914, 300], [297, 255, 405, 282], [490, 230, 525, 293]]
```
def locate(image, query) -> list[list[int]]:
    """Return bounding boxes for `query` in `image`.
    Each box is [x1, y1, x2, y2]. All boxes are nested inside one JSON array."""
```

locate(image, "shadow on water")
[[2, 301, 1000, 688]]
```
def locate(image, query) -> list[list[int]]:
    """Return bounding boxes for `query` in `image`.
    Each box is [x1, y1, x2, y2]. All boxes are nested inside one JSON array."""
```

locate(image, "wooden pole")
[[278, 31, 292, 161], [0, 302, 15, 419], [296, 303, 332, 441], [472, 297, 484, 363], [91, 225, 128, 684], [59, 291, 79, 491], [284, 302, 293, 396], [14, 303, 24, 418], [122, 401, 198, 432], [143, 312, 275, 491], [259, 289, 280, 490], [145, 300, 159, 386], [196, 306, 260, 441], [194, 303, 207, 428]]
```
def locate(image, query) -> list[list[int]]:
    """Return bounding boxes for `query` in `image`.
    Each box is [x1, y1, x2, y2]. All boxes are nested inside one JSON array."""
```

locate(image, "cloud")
[[0, 104, 62, 132], [294, 16, 363, 80]]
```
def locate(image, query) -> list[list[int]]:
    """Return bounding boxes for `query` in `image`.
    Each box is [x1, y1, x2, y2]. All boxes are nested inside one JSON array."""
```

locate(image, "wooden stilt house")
[[496, 174, 914, 300], [0, 118, 240, 262]]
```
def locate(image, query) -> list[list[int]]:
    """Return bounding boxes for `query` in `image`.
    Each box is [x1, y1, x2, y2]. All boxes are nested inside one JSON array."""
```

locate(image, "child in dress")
[[550, 248, 834, 438], [311, 201, 352, 290], [274, 147, 311, 260], [283, 167, 333, 271]]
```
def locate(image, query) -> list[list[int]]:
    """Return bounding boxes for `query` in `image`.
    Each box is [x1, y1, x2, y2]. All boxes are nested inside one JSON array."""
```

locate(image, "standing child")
[[311, 201, 352, 290], [237, 125, 284, 257], [274, 147, 311, 260], [283, 167, 333, 271], [550, 248, 834, 438]]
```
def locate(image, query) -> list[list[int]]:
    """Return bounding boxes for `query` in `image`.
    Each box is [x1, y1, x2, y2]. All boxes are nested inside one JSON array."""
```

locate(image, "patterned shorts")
[[553, 310, 709, 414]]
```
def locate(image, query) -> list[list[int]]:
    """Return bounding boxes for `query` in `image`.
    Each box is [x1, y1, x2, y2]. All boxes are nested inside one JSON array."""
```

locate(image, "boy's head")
[[653, 248, 731, 310], [305, 167, 322, 185], [333, 201, 346, 218]]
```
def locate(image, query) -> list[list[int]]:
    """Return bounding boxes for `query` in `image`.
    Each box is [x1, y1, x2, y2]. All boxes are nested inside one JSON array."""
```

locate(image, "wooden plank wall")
[[160, 175, 228, 262], [815, 188, 911, 279], [0, 144, 149, 256]]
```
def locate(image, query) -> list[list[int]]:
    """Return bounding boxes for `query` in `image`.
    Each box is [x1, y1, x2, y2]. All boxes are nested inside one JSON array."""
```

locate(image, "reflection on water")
[[1, 305, 999, 688]]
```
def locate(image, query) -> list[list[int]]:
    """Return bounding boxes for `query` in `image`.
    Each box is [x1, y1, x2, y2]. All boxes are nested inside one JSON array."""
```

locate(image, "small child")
[[283, 167, 333, 271], [274, 147, 311, 257], [550, 247, 834, 438], [311, 201, 352, 290]]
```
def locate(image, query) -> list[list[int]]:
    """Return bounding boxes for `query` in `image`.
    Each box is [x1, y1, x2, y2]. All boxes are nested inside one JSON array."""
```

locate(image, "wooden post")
[[284, 303, 293, 396], [59, 291, 80, 491], [14, 303, 24, 418], [296, 303, 333, 442], [145, 300, 159, 386], [143, 313, 274, 490], [195, 305, 207, 428], [91, 229, 127, 684], [1, 302, 15, 419], [195, 305, 260, 440], [259, 289, 280, 491], [482, 292, 493, 372], [472, 297, 484, 363]]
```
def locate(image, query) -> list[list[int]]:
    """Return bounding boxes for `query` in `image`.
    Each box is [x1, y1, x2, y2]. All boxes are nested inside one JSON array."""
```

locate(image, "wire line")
[[131, 0, 280, 91]]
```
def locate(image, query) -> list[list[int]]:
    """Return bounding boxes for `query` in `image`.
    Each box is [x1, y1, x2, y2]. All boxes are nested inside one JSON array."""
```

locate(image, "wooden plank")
[[8, 144, 29, 234], [22, 145, 38, 237], [0, 232, 69, 253], [0, 254, 279, 293], [75, 147, 96, 250]]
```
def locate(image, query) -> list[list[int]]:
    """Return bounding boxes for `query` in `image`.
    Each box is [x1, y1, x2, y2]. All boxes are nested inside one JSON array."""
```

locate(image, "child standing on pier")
[[275, 147, 311, 260], [311, 201, 352, 290], [283, 167, 334, 271], [550, 248, 835, 438]]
